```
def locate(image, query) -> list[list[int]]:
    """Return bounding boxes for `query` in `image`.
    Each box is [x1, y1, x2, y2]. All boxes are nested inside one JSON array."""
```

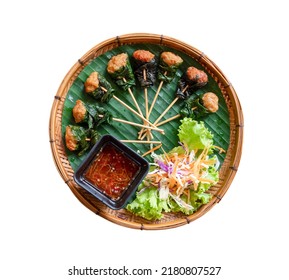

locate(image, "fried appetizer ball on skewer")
[[132, 50, 157, 88], [177, 66, 208, 99], [65, 125, 100, 156], [65, 125, 82, 152], [107, 53, 136, 91], [107, 52, 146, 119], [146, 51, 183, 120], [180, 92, 219, 119], [84, 72, 99, 92], [202, 92, 219, 113], [158, 51, 183, 83], [72, 100, 87, 124], [84, 71, 115, 103], [72, 100, 164, 134], [72, 99, 112, 129]]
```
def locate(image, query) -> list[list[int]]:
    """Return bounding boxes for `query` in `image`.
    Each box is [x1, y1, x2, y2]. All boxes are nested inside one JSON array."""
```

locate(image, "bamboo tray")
[[49, 33, 243, 230]]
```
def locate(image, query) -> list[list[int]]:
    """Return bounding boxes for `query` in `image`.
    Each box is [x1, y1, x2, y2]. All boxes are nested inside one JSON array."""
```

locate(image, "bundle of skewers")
[[64, 49, 219, 157]]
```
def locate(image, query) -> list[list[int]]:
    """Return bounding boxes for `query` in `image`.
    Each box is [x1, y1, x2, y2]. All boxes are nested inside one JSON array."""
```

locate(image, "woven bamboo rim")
[[49, 33, 243, 230]]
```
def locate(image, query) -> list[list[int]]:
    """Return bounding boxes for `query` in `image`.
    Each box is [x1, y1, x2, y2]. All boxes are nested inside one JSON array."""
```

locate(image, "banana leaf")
[[62, 44, 230, 171]]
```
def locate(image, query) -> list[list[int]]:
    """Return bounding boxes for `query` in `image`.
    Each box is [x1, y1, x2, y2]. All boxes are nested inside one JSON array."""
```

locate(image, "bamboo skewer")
[[153, 96, 179, 125], [123, 77, 144, 117], [155, 106, 197, 127], [85, 138, 161, 145], [143, 69, 149, 119], [148, 80, 164, 117], [139, 96, 179, 141], [142, 143, 162, 157], [107, 116, 164, 132], [138, 85, 189, 140], [156, 114, 181, 127], [143, 69, 153, 140], [101, 84, 143, 118], [140, 71, 167, 140], [112, 95, 160, 130], [120, 140, 162, 144], [147, 71, 167, 118], [100, 85, 159, 132], [138, 69, 153, 140], [153, 85, 188, 126]]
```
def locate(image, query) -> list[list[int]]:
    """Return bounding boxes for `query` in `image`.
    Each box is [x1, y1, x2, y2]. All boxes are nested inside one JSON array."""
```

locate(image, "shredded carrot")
[[145, 145, 218, 198], [213, 145, 226, 154], [142, 143, 162, 157]]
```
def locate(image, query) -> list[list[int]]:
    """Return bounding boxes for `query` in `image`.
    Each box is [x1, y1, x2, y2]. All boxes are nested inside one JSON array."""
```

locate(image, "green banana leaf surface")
[[61, 44, 230, 171]]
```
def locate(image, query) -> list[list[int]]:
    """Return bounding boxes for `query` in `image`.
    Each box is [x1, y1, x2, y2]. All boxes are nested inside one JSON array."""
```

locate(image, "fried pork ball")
[[160, 51, 183, 66], [107, 53, 128, 74], [72, 100, 87, 123], [133, 50, 155, 62], [65, 126, 78, 151], [84, 71, 99, 93], [202, 92, 219, 113], [186, 66, 208, 84]]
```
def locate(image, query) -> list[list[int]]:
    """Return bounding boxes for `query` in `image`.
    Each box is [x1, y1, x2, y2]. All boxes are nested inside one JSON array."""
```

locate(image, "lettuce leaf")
[[168, 169, 218, 216], [178, 118, 213, 150], [126, 118, 219, 220], [199, 165, 219, 192], [126, 167, 217, 220], [126, 186, 170, 220]]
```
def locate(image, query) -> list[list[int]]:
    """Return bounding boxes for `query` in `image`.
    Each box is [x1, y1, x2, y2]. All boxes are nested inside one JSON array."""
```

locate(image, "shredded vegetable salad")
[[126, 118, 224, 220], [148, 144, 218, 210]]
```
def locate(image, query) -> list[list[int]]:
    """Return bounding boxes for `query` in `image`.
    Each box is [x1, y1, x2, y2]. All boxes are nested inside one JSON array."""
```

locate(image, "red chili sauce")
[[84, 143, 140, 200]]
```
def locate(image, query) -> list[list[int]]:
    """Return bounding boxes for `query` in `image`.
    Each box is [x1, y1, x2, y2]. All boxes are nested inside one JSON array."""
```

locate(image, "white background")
[[1, 0, 288, 279]]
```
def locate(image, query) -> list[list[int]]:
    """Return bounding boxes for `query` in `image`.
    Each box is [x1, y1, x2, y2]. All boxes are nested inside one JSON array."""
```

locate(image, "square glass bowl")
[[74, 135, 149, 210]]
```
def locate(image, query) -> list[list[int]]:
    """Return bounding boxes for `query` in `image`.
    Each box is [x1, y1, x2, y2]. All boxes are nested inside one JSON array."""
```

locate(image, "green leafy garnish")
[[178, 117, 213, 150], [126, 118, 220, 220]]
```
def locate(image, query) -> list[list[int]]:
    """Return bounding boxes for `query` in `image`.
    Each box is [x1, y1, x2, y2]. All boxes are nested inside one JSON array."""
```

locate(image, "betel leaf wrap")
[[157, 54, 183, 83], [68, 125, 90, 156], [72, 102, 93, 128], [176, 72, 207, 100], [73, 100, 113, 129], [132, 57, 157, 88], [85, 113, 94, 129], [86, 129, 101, 147], [67, 125, 101, 156], [85, 103, 113, 127], [86, 73, 115, 103], [108, 58, 136, 91], [180, 95, 211, 120]]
